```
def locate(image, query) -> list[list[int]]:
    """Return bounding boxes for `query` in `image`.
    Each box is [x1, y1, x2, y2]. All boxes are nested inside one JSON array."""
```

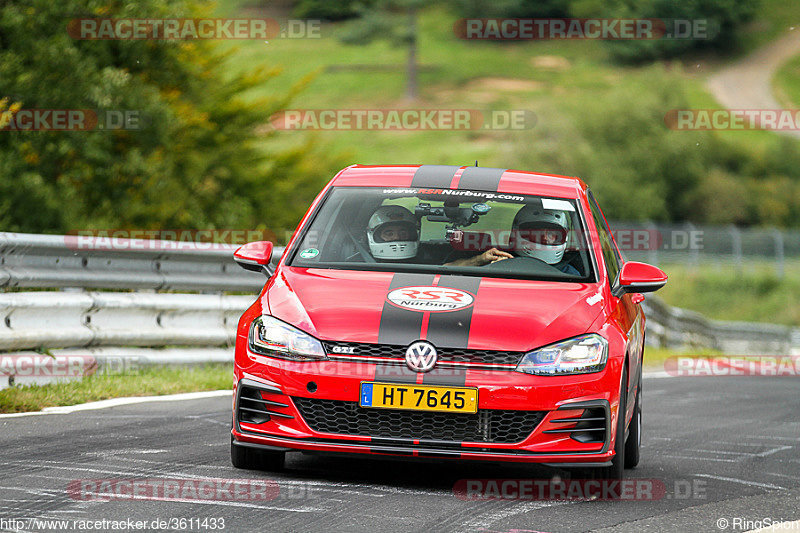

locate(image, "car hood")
[[266, 267, 605, 352]]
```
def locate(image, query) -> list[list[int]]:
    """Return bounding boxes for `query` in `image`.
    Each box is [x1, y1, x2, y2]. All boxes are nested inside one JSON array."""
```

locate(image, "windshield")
[[288, 187, 595, 282]]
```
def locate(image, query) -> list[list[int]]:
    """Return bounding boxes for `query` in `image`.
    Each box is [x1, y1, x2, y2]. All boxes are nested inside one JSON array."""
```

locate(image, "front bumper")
[[231, 354, 621, 465]]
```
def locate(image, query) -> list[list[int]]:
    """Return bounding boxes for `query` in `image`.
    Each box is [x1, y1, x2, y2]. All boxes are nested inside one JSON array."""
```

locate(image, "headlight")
[[248, 316, 327, 361], [515, 334, 608, 375]]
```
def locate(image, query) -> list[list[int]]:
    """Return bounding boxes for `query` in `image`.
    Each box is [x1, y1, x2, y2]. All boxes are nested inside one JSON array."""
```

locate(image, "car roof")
[[330, 164, 587, 199]]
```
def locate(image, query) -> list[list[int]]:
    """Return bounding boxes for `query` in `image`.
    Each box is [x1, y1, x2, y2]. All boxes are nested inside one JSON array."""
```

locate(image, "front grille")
[[292, 397, 544, 444], [323, 342, 522, 368]]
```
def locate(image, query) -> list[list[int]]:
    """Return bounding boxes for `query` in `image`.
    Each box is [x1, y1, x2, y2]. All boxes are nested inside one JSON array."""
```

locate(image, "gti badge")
[[331, 345, 356, 354], [405, 341, 437, 372]]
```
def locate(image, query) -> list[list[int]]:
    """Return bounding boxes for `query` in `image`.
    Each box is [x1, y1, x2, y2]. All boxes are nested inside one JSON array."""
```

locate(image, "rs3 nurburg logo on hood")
[[387, 286, 475, 312]]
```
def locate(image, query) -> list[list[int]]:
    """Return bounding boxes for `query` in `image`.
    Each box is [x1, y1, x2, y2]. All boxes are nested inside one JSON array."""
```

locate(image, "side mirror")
[[234, 241, 275, 276], [612, 261, 667, 298]]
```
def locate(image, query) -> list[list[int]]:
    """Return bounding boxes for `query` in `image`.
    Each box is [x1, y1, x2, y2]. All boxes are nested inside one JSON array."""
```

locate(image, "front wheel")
[[598, 366, 627, 479], [624, 369, 642, 469], [231, 437, 285, 471]]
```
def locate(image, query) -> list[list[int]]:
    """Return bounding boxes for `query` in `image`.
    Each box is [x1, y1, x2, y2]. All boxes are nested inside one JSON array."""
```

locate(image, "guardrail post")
[[646, 220, 659, 266], [772, 228, 785, 279], [729, 225, 742, 275], [686, 222, 699, 271]]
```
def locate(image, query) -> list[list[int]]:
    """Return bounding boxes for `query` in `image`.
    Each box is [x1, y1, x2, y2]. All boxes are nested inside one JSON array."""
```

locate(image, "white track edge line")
[[0, 390, 231, 418]]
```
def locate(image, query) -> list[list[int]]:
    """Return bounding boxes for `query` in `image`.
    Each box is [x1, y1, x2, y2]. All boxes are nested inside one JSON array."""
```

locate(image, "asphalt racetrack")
[[1, 376, 798, 533]]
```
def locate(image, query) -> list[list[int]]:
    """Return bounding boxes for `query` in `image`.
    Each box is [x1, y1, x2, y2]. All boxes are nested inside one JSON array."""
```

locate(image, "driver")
[[366, 206, 420, 260], [510, 205, 579, 274], [450, 205, 580, 275]]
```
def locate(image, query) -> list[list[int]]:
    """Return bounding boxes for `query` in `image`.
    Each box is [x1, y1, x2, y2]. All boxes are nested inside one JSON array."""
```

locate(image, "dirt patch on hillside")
[[530, 55, 571, 70], [466, 77, 543, 92]]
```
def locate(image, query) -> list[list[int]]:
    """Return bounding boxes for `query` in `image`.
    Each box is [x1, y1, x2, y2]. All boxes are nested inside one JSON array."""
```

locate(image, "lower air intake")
[[292, 397, 545, 444]]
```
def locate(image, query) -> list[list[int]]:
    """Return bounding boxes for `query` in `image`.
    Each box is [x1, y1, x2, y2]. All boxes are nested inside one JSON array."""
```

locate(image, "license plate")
[[359, 382, 478, 413]]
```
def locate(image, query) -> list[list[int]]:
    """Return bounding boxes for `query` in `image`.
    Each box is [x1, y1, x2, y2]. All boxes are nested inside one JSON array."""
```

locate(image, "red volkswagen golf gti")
[[230, 165, 667, 478]]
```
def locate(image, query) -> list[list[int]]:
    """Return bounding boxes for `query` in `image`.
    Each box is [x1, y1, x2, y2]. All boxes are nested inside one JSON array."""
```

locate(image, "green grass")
[[774, 53, 800, 107], [229, 7, 614, 166], [0, 364, 231, 414], [657, 262, 800, 325], [643, 346, 721, 371], [211, 2, 796, 169]]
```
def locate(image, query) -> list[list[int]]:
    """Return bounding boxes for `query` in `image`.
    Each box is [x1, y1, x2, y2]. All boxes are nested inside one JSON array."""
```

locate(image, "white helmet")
[[367, 206, 419, 260], [512, 205, 569, 265]]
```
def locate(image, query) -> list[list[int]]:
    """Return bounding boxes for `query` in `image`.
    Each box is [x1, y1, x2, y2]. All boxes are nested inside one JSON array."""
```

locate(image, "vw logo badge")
[[405, 341, 437, 373]]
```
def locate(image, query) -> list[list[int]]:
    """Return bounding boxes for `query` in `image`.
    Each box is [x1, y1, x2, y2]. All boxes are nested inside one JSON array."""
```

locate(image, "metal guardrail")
[[614, 221, 800, 278], [0, 232, 797, 361], [0, 291, 252, 351], [642, 297, 798, 355], [0, 232, 283, 292]]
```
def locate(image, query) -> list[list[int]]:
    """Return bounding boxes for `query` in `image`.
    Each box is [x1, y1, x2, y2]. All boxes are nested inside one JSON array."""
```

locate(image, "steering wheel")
[[482, 256, 551, 271], [346, 228, 376, 263]]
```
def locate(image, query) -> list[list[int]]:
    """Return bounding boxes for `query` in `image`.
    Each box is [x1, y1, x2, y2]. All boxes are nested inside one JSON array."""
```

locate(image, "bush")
[[599, 0, 760, 62], [293, 0, 372, 21], [451, 0, 760, 62]]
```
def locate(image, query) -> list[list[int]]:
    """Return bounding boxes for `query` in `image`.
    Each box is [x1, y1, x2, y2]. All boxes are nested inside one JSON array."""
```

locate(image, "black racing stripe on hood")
[[457, 166, 506, 192], [374, 365, 418, 384], [378, 273, 435, 346], [421, 367, 467, 386], [424, 275, 481, 350], [410, 165, 461, 188]]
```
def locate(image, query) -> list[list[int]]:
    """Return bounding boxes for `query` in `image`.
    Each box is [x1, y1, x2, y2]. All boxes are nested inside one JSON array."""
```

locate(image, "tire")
[[598, 366, 627, 480], [624, 369, 642, 469], [231, 437, 285, 471]]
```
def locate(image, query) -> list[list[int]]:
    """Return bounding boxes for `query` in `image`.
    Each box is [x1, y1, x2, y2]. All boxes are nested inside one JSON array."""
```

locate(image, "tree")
[[451, 0, 571, 17], [584, 0, 760, 62], [0, 0, 339, 237], [340, 0, 427, 100]]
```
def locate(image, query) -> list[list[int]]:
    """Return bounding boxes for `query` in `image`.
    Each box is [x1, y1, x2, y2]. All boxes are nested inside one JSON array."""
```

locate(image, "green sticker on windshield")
[[299, 248, 319, 259]]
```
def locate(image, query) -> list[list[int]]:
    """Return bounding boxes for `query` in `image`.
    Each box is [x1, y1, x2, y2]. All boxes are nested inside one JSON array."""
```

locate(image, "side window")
[[587, 191, 621, 283]]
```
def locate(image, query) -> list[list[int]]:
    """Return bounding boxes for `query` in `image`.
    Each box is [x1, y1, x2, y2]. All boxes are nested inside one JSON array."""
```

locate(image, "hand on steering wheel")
[[477, 248, 514, 265]]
